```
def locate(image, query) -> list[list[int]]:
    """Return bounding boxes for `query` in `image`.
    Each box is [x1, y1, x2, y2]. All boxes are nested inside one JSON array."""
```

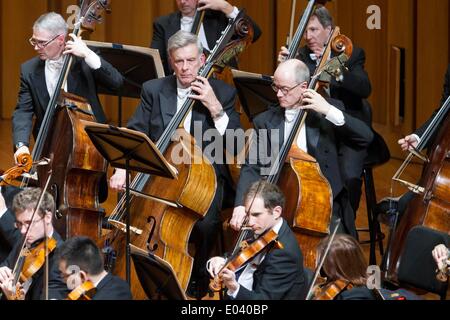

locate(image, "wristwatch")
[[15, 142, 28, 151]]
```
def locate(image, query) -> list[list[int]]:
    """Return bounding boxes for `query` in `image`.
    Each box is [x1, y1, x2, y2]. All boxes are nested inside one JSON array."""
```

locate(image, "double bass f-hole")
[[146, 216, 158, 252]]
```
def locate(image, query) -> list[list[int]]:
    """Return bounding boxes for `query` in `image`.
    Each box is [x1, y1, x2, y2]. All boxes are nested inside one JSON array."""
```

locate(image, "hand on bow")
[[109, 169, 127, 192], [278, 46, 290, 64], [398, 135, 419, 152]]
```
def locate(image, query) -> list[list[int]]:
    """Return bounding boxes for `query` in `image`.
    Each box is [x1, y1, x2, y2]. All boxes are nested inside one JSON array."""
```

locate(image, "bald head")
[[275, 59, 310, 85]]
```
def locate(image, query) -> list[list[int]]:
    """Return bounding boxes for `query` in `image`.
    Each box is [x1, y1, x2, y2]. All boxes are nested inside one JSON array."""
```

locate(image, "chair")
[[357, 100, 391, 265], [396, 226, 449, 300]]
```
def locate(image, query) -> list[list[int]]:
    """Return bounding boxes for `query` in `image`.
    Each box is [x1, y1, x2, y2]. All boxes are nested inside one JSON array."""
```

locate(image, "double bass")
[[104, 11, 254, 299], [262, 28, 353, 269], [20, 0, 111, 242], [386, 94, 450, 282]]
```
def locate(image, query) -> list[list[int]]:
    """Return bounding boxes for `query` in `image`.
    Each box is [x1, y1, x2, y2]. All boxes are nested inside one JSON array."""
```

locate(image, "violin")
[[312, 279, 353, 300], [66, 280, 96, 300], [4, 173, 55, 300], [209, 228, 283, 292], [5, 237, 57, 300]]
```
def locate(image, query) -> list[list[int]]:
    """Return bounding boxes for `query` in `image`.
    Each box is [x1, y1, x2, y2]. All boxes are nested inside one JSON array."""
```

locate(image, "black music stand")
[[85, 40, 165, 126], [130, 244, 187, 300], [231, 69, 277, 121], [83, 121, 177, 285]]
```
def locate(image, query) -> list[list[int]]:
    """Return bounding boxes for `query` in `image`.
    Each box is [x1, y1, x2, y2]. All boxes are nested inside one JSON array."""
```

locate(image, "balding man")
[[230, 59, 373, 237]]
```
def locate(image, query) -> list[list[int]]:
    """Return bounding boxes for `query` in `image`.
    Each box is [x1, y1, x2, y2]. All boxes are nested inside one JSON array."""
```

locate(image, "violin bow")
[[11, 171, 53, 292], [230, 179, 266, 257], [305, 218, 341, 300]]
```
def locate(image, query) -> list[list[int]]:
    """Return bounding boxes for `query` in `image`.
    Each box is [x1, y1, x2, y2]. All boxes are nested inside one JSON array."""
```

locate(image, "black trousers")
[[189, 177, 225, 282]]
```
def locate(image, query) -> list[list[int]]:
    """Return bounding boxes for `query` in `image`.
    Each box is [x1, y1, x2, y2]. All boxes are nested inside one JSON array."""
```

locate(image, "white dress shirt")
[[284, 106, 346, 152], [45, 51, 101, 98]]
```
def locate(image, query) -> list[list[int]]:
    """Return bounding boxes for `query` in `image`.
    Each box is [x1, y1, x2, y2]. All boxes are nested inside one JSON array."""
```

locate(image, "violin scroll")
[[0, 153, 33, 186]]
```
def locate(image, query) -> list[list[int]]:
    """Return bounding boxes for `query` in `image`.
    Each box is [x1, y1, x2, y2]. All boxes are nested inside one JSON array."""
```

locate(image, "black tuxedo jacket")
[[0, 209, 21, 263], [93, 273, 132, 300], [0, 231, 69, 300], [415, 64, 450, 145], [298, 46, 371, 123], [235, 100, 373, 205], [151, 10, 262, 75], [127, 75, 241, 183], [234, 219, 306, 300], [235, 101, 373, 234], [12, 54, 123, 147]]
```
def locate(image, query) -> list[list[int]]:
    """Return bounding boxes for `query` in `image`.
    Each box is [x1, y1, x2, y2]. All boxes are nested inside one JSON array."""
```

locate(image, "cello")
[[385, 94, 450, 282], [20, 0, 111, 242], [104, 11, 254, 299]]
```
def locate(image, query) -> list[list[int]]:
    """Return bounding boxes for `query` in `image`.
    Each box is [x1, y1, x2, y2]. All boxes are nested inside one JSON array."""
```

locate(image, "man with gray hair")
[[109, 30, 241, 299], [12, 12, 123, 164], [230, 59, 373, 239]]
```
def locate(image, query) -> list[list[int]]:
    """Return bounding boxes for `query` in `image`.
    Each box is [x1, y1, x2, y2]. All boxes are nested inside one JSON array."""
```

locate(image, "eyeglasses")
[[271, 82, 302, 95], [28, 34, 61, 49], [15, 217, 44, 230]]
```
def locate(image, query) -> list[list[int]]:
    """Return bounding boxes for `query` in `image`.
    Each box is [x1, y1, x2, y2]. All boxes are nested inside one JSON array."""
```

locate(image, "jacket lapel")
[[306, 113, 320, 156], [159, 76, 178, 128], [266, 107, 285, 149], [30, 61, 50, 111]]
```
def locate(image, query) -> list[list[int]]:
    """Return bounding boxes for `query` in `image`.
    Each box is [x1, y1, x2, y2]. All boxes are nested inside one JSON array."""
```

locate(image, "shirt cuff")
[[227, 6, 239, 19], [411, 134, 421, 144], [227, 283, 240, 298], [84, 50, 101, 70], [0, 207, 7, 219], [214, 113, 229, 136], [325, 106, 345, 126]]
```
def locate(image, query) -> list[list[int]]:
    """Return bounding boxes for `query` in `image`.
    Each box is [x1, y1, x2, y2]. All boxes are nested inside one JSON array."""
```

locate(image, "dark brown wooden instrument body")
[[37, 91, 106, 241], [278, 145, 333, 268], [109, 132, 216, 299], [387, 113, 450, 281]]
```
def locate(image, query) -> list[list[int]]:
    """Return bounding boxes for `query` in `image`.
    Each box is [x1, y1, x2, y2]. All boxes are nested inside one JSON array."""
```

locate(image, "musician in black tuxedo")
[[0, 205, 20, 263], [208, 180, 306, 300], [12, 12, 123, 163], [110, 30, 241, 299], [56, 236, 132, 300], [380, 64, 450, 222], [0, 188, 68, 300], [279, 6, 372, 214], [399, 64, 450, 151], [230, 59, 373, 237], [151, 0, 261, 75]]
